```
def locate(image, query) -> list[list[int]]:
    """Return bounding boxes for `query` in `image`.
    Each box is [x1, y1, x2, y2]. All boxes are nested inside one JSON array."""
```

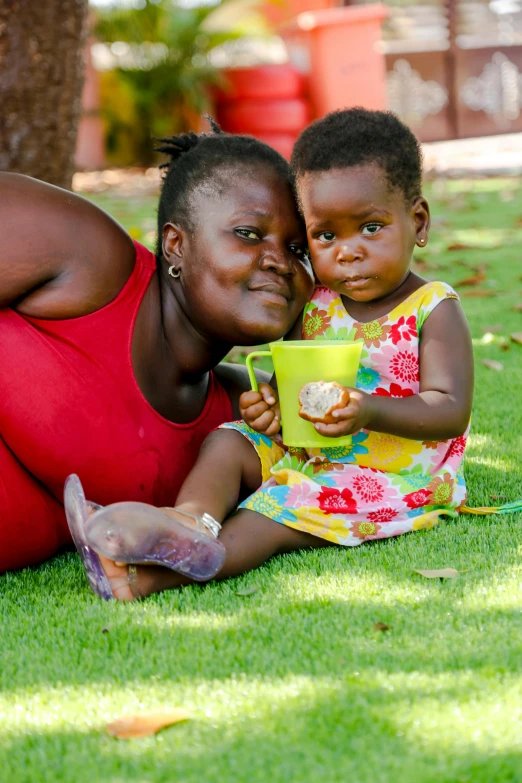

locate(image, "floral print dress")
[[221, 282, 469, 545]]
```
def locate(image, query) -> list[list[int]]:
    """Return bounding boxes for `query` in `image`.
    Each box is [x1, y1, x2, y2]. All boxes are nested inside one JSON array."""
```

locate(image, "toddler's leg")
[[0, 436, 69, 572], [174, 429, 263, 522]]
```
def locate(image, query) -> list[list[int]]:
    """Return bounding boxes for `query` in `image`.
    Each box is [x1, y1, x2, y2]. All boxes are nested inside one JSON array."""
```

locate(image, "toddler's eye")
[[361, 223, 382, 236], [317, 231, 335, 242], [236, 228, 259, 241]]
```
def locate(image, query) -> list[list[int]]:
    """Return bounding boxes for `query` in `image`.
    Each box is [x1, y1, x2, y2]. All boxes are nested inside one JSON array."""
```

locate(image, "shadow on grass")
[[2, 520, 522, 694], [2, 679, 522, 783]]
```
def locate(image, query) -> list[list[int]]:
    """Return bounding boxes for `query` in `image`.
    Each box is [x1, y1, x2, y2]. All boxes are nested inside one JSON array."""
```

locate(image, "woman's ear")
[[162, 222, 185, 265], [411, 196, 430, 247]]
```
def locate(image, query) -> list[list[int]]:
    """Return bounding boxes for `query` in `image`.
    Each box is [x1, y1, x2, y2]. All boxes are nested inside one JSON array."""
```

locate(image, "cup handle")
[[245, 351, 272, 392]]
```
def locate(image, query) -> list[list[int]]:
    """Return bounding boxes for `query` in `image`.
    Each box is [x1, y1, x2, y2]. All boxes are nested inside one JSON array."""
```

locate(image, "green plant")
[[95, 0, 268, 164]]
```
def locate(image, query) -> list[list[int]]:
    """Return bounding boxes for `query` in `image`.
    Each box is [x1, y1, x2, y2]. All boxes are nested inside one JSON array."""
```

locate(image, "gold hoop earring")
[[168, 265, 181, 279]]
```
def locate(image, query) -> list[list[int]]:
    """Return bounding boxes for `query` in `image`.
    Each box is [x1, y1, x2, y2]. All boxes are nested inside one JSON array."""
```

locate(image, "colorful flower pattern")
[[221, 281, 468, 546]]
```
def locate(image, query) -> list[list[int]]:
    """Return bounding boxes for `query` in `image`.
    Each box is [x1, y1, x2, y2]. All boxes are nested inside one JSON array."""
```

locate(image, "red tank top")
[[0, 241, 232, 514]]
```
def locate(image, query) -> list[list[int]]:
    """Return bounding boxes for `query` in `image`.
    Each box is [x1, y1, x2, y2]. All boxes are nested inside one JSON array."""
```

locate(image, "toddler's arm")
[[240, 382, 281, 436], [315, 298, 473, 442]]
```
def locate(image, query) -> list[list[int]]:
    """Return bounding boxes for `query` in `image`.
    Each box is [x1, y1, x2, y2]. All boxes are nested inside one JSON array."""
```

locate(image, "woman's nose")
[[259, 249, 293, 275]]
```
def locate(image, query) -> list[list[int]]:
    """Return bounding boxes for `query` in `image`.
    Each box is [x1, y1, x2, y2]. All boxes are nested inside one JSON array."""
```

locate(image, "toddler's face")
[[297, 163, 429, 303]]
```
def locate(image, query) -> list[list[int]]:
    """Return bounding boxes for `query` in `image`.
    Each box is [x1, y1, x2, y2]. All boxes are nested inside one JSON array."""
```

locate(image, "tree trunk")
[[0, 0, 89, 189]]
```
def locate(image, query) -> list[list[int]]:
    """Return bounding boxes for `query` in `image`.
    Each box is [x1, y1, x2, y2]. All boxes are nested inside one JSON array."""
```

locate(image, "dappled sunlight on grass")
[[449, 227, 520, 246], [442, 177, 522, 194], [391, 673, 522, 754], [0, 675, 342, 738]]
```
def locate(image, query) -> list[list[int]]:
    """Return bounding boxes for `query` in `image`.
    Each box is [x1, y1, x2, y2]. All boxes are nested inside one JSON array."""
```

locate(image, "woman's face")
[[163, 165, 314, 346]]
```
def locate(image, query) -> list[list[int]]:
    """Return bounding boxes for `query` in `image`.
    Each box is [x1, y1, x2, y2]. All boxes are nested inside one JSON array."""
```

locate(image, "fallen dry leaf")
[[446, 242, 475, 251], [453, 272, 487, 287], [235, 586, 259, 596], [490, 494, 507, 501], [460, 289, 497, 298], [106, 710, 190, 739], [510, 332, 522, 345], [447, 242, 500, 252], [413, 568, 465, 579], [373, 622, 391, 631], [512, 303, 522, 312], [481, 359, 504, 372], [482, 324, 503, 333]]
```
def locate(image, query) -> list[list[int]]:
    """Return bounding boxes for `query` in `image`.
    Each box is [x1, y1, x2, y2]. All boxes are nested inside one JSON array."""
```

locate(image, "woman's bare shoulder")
[[0, 174, 136, 317]]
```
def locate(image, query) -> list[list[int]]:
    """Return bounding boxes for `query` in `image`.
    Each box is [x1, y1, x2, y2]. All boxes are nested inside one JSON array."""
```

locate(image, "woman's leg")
[[0, 436, 69, 572], [104, 508, 332, 600]]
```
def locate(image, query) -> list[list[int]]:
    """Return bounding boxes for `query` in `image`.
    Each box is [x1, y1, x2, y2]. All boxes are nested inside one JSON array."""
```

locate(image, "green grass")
[[2, 178, 522, 782]]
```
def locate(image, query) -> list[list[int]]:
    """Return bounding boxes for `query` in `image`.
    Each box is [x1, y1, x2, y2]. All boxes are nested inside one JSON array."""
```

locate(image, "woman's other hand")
[[239, 383, 281, 437]]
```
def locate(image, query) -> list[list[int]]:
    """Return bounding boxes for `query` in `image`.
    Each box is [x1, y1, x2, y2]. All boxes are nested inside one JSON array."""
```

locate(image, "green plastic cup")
[[246, 340, 363, 448]]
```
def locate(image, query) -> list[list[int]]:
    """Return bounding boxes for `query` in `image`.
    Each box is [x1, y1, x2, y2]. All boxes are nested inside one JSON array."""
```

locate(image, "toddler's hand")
[[239, 383, 281, 437], [313, 388, 372, 438]]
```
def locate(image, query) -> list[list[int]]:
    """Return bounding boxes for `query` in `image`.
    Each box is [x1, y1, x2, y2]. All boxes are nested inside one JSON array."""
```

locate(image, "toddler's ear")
[[411, 196, 430, 246]]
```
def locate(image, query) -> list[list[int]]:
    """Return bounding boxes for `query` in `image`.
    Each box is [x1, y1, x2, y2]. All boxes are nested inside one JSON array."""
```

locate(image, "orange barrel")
[[281, 4, 389, 117]]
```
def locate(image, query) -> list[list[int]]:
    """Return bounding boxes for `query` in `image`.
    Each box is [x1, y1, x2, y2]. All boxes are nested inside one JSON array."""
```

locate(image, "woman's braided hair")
[[155, 118, 293, 262]]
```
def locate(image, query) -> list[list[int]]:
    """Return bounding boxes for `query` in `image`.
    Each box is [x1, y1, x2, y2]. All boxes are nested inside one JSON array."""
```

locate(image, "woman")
[[0, 125, 313, 573]]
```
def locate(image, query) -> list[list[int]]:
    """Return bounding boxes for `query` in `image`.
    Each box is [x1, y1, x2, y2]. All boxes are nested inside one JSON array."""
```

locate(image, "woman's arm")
[[214, 363, 271, 419], [0, 173, 135, 317], [314, 298, 474, 442]]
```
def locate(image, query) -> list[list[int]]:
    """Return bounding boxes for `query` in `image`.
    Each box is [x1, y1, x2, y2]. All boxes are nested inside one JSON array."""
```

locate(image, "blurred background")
[[1, 0, 522, 190]]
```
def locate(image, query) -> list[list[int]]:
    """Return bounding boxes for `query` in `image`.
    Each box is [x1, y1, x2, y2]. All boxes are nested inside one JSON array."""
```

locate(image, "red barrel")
[[218, 98, 310, 135], [215, 64, 311, 159], [217, 64, 307, 102], [253, 133, 298, 160]]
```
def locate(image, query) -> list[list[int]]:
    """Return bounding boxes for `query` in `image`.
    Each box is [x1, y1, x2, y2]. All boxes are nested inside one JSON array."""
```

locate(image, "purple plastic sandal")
[[84, 502, 226, 582], [64, 474, 114, 600]]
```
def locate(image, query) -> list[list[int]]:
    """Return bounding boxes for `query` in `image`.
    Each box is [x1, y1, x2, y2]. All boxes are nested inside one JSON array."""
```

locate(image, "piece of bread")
[[298, 381, 350, 424]]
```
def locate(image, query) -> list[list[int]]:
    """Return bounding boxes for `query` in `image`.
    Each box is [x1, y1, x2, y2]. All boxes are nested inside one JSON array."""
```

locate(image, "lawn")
[[1, 177, 522, 783]]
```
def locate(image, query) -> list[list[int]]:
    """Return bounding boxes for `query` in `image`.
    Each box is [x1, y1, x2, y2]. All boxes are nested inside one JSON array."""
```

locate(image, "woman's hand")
[[239, 383, 281, 437], [313, 388, 373, 438]]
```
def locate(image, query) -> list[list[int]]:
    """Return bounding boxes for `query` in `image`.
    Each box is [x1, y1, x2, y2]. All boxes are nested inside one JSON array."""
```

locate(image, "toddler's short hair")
[[291, 108, 423, 203]]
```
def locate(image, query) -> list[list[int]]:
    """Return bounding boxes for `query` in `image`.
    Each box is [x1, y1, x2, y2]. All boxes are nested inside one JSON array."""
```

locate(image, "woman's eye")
[[361, 223, 382, 236], [236, 229, 259, 241], [317, 231, 335, 242]]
